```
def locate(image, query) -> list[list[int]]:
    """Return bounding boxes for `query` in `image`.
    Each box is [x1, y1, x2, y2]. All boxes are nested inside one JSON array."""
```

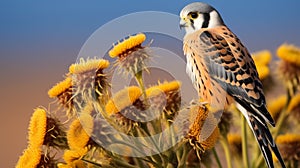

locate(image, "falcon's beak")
[[179, 19, 187, 29]]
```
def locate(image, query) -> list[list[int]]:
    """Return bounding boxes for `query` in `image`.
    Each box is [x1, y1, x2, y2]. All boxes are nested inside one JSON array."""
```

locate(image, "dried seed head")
[[36, 154, 57, 168], [48, 77, 82, 118], [104, 86, 145, 133], [109, 33, 151, 76], [71, 58, 110, 105], [187, 105, 219, 153], [105, 86, 142, 116], [277, 60, 300, 96], [146, 81, 181, 120], [276, 134, 300, 161], [218, 110, 233, 136], [277, 44, 300, 95], [28, 108, 67, 149], [48, 77, 72, 98], [44, 115, 68, 149]]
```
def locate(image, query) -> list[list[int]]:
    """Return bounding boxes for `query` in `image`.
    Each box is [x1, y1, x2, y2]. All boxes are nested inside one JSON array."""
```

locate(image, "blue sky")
[[1, 0, 300, 63]]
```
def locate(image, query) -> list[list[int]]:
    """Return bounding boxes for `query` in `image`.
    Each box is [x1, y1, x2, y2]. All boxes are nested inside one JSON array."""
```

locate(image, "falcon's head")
[[180, 2, 224, 34]]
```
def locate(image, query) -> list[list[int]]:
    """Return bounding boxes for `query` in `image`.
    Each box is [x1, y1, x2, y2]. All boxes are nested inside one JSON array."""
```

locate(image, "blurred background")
[[1, 0, 300, 167]]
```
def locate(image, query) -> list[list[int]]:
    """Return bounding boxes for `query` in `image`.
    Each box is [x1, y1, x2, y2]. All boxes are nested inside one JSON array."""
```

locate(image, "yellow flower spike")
[[268, 95, 287, 122], [189, 105, 209, 133], [146, 81, 181, 97], [277, 43, 300, 66], [48, 77, 72, 98], [256, 65, 270, 80], [188, 106, 220, 152], [16, 147, 42, 168], [105, 86, 142, 116], [201, 127, 220, 150], [68, 64, 75, 74], [227, 133, 242, 146], [287, 93, 300, 112], [251, 50, 271, 80], [252, 50, 272, 66], [276, 134, 300, 144], [71, 58, 110, 74], [67, 118, 91, 150], [227, 133, 242, 154], [63, 148, 88, 164], [28, 108, 47, 148], [109, 33, 146, 58]]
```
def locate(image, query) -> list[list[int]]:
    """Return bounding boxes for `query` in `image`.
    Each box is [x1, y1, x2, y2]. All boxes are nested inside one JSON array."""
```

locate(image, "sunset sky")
[[1, 0, 300, 167]]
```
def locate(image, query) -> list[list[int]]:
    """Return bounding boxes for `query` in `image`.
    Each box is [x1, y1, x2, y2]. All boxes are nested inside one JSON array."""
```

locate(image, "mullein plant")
[[17, 32, 300, 168]]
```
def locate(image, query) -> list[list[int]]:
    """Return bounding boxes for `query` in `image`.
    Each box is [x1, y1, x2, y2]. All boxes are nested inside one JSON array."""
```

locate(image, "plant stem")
[[241, 116, 250, 168], [212, 147, 222, 168], [254, 155, 264, 168], [220, 136, 232, 168], [272, 88, 291, 138], [82, 158, 104, 167], [135, 71, 148, 103], [292, 159, 298, 168], [273, 108, 288, 138], [177, 143, 191, 168]]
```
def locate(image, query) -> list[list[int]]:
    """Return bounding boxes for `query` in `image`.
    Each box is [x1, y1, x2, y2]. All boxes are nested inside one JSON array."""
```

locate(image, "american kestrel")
[[180, 2, 285, 168]]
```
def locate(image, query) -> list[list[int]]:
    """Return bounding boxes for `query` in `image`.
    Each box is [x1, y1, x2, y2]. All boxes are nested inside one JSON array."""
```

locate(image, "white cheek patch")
[[183, 15, 205, 35], [208, 10, 220, 28], [194, 16, 204, 30]]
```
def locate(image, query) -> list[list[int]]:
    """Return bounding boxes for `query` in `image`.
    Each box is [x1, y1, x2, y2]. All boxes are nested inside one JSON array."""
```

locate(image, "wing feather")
[[190, 27, 275, 126]]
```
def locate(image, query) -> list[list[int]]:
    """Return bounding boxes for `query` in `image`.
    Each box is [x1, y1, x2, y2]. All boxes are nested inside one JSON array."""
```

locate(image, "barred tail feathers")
[[236, 103, 286, 168]]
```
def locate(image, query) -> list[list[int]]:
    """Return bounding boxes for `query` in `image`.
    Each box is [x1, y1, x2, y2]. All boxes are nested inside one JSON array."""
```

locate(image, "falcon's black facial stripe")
[[190, 19, 196, 30], [202, 13, 210, 28]]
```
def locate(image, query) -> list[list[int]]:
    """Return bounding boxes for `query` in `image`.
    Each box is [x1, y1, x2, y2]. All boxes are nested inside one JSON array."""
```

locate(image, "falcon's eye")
[[189, 12, 198, 19]]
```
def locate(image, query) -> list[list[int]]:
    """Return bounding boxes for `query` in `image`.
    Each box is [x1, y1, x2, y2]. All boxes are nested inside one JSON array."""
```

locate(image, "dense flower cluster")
[[17, 33, 300, 167]]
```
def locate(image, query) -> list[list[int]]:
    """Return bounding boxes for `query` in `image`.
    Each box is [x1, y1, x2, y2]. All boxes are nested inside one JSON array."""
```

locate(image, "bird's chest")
[[185, 51, 230, 106], [186, 52, 209, 95]]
